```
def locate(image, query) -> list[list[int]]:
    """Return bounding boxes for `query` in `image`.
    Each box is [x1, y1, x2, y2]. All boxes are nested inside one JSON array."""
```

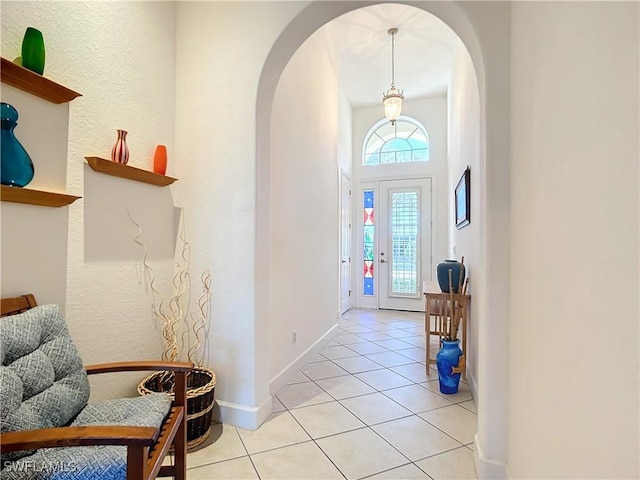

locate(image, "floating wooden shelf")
[[85, 157, 178, 186], [1, 185, 81, 207], [1, 57, 82, 104]]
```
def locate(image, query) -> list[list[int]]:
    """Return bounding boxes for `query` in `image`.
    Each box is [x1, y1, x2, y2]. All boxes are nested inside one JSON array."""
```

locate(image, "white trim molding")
[[474, 433, 509, 479]]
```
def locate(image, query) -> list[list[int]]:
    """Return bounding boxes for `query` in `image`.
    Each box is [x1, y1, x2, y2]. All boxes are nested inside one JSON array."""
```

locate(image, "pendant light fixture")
[[382, 27, 404, 125]]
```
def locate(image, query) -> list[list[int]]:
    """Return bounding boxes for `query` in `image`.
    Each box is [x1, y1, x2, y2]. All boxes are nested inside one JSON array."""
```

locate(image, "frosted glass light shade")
[[383, 87, 404, 125]]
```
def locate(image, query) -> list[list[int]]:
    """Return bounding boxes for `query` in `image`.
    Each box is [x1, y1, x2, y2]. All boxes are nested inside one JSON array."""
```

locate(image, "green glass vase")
[[21, 27, 45, 75]]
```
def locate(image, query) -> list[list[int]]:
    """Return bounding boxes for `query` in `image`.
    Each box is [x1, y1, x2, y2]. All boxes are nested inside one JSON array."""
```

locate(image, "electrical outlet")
[[292, 330, 297, 344]]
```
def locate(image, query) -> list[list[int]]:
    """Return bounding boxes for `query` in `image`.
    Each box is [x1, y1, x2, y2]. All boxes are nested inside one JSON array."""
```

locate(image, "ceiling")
[[322, 4, 460, 108]]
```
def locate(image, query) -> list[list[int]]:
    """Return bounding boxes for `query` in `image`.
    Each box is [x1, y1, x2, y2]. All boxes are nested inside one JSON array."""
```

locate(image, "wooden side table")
[[424, 281, 471, 376]]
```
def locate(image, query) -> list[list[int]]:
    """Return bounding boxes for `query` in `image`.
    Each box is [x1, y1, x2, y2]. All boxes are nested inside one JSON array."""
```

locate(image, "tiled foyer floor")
[[186, 309, 477, 479]]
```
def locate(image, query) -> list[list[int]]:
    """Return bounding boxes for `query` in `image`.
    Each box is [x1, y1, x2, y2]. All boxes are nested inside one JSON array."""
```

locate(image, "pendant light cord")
[[390, 29, 396, 88]]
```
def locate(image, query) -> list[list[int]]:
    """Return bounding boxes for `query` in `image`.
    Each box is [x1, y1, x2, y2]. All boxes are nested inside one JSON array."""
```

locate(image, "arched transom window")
[[362, 117, 430, 166]]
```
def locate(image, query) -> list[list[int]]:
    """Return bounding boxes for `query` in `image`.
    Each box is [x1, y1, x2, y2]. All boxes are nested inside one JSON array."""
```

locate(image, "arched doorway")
[[256, 2, 510, 477]]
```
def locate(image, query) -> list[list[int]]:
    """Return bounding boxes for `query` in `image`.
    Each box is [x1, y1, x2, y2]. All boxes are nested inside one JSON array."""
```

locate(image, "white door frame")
[[339, 169, 352, 315]]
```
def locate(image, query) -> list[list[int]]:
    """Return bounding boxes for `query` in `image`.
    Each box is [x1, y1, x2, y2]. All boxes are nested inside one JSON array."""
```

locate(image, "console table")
[[424, 281, 471, 376]]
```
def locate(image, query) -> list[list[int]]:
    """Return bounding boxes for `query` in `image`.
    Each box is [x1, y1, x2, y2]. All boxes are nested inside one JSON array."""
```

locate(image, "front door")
[[378, 178, 432, 311]]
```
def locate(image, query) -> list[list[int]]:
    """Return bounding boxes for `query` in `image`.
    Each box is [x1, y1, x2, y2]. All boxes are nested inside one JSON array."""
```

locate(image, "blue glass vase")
[[1, 103, 34, 187], [436, 339, 463, 394], [436, 259, 465, 293]]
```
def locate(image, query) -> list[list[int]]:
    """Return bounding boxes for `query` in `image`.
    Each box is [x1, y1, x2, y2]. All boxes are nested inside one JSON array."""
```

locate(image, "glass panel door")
[[378, 178, 431, 311]]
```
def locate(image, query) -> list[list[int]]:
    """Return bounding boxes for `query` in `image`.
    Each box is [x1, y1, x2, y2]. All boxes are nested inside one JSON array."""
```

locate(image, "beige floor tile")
[[340, 392, 412, 425], [332, 355, 385, 373], [397, 347, 428, 362], [459, 399, 477, 414], [422, 378, 474, 403], [187, 423, 247, 468], [354, 331, 394, 341], [306, 353, 328, 363], [374, 338, 415, 350], [419, 405, 477, 444], [365, 351, 415, 367], [355, 368, 414, 391], [321, 344, 360, 359], [372, 415, 462, 461], [415, 446, 477, 480], [315, 374, 376, 399], [345, 341, 389, 355], [286, 371, 309, 384], [368, 323, 401, 332], [385, 320, 417, 329], [187, 456, 258, 479], [366, 463, 430, 479], [334, 333, 368, 345], [399, 326, 425, 335], [316, 428, 407, 479], [236, 412, 311, 454], [383, 328, 420, 339], [272, 396, 286, 413], [251, 441, 344, 479], [276, 381, 334, 409], [339, 324, 375, 334], [382, 384, 454, 413], [290, 400, 365, 438], [302, 360, 350, 380], [401, 336, 428, 347], [391, 363, 431, 383]]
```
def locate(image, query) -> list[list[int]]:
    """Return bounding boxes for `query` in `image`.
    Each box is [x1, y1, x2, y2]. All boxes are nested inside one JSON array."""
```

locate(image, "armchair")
[[0, 294, 192, 480]]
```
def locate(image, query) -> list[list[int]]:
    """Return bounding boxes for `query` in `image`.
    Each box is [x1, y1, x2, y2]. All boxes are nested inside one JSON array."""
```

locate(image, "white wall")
[[1, 2, 178, 401], [337, 86, 353, 178], [447, 41, 480, 395], [269, 29, 340, 386], [351, 96, 449, 308], [509, 2, 639, 478], [175, 2, 308, 428]]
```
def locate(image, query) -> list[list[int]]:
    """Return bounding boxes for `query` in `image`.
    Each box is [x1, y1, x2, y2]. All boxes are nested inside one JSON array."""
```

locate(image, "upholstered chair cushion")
[[1, 393, 172, 480], [0, 305, 90, 463]]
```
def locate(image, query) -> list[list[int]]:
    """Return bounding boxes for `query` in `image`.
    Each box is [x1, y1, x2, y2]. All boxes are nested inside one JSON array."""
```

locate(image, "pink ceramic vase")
[[111, 129, 129, 164]]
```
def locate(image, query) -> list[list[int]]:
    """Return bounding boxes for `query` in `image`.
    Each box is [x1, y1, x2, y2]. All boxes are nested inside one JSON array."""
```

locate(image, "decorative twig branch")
[[128, 210, 211, 365]]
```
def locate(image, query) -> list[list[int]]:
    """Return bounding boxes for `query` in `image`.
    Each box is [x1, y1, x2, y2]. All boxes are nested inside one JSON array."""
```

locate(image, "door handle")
[[380, 259, 386, 263], [341, 260, 347, 264]]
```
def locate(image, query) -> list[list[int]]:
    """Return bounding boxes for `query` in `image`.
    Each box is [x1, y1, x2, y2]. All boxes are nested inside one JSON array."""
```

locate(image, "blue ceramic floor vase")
[[1, 103, 34, 187], [436, 259, 466, 293], [436, 339, 463, 394]]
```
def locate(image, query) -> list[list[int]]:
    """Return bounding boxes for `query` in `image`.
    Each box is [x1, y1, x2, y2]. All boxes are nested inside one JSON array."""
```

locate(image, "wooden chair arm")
[[0, 425, 158, 452], [85, 360, 193, 375]]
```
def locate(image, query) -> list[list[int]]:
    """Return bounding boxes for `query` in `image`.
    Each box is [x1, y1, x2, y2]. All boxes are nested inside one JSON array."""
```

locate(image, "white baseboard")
[[269, 324, 338, 396], [215, 395, 272, 431], [474, 433, 509, 479], [468, 368, 478, 403], [212, 324, 338, 431]]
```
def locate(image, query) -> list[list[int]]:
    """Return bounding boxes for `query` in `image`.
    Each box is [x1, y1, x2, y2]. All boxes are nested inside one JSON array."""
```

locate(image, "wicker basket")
[[138, 366, 217, 449]]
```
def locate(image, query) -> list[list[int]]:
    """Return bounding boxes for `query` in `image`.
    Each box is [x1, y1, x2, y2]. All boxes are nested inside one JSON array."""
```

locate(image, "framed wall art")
[[455, 166, 471, 229]]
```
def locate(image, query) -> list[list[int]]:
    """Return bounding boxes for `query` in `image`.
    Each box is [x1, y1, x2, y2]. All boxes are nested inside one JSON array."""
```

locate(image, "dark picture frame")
[[455, 166, 471, 229]]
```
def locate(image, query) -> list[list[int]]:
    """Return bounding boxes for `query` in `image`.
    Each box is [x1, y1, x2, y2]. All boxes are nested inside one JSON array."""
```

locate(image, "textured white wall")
[[269, 29, 340, 382], [351, 96, 449, 309], [447, 41, 480, 395], [175, 2, 307, 427], [510, 2, 639, 478], [1, 1, 178, 401], [337, 86, 353, 178]]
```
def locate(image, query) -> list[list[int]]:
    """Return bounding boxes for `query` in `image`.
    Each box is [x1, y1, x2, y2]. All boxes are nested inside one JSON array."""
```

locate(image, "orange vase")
[[153, 145, 167, 175]]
